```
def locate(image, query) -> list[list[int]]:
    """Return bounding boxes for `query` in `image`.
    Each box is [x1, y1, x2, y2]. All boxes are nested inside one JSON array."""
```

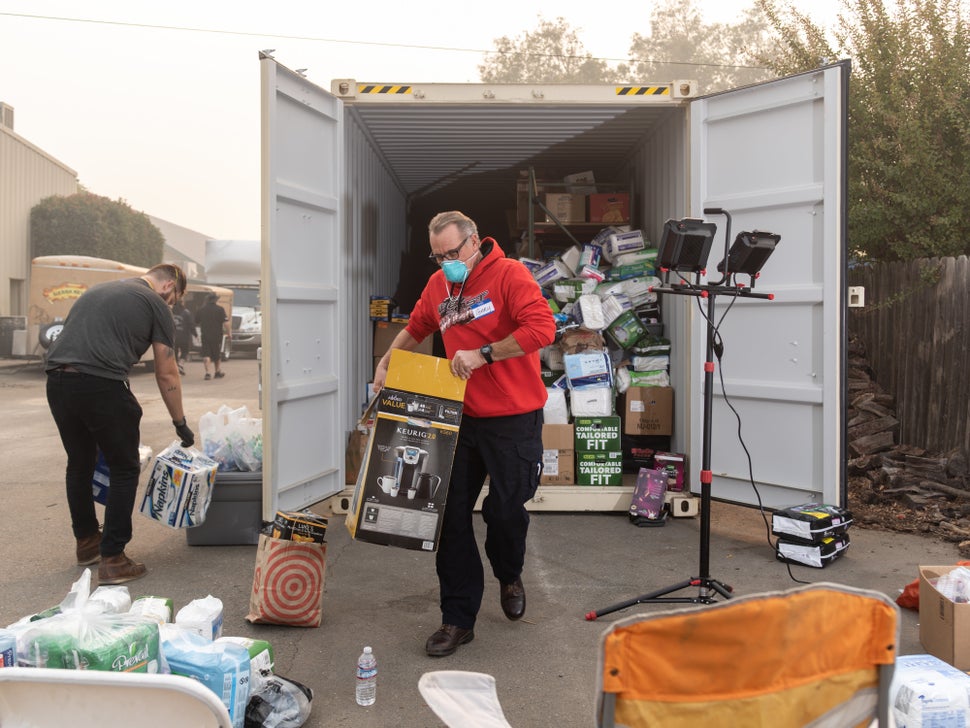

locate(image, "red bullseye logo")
[[253, 540, 326, 626]]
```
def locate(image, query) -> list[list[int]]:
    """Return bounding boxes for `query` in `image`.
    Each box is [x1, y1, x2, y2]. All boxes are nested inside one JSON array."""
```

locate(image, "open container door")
[[688, 62, 849, 509], [259, 54, 345, 519]]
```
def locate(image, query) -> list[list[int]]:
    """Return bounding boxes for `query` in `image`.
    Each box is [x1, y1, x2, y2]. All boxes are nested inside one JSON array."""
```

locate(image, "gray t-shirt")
[[46, 278, 176, 380]]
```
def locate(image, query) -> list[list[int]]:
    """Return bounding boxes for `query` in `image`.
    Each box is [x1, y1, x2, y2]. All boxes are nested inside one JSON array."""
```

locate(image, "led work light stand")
[[586, 209, 780, 619]]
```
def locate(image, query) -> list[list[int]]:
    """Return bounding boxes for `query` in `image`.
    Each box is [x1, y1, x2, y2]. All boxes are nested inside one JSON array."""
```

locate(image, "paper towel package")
[[140, 443, 217, 529]]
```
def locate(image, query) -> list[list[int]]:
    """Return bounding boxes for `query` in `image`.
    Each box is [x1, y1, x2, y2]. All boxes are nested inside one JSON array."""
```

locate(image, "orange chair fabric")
[[597, 583, 898, 728]]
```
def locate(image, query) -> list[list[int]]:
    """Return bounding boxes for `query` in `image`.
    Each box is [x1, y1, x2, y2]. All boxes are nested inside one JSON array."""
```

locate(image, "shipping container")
[[257, 54, 849, 518]]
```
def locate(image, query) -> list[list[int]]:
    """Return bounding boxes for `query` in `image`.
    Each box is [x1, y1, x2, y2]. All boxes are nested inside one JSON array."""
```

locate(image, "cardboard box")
[[373, 320, 434, 358], [919, 565, 970, 669], [345, 350, 466, 551], [544, 193, 586, 223], [588, 192, 630, 224], [574, 416, 621, 452], [541, 424, 575, 485], [622, 386, 673, 436], [576, 450, 624, 486]]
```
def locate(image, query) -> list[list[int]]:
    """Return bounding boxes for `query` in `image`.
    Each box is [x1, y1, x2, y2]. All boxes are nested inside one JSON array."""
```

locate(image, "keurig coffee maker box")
[[346, 350, 466, 551]]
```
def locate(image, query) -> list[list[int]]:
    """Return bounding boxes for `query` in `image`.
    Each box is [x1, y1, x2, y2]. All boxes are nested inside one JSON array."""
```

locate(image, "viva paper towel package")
[[161, 627, 250, 728]]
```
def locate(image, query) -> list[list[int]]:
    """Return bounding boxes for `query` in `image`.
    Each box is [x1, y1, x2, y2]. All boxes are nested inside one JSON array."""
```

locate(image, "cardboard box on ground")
[[346, 350, 466, 551], [919, 565, 970, 669]]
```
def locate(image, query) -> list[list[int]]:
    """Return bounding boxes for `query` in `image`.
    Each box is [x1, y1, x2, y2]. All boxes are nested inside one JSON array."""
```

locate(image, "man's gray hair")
[[429, 211, 477, 239]]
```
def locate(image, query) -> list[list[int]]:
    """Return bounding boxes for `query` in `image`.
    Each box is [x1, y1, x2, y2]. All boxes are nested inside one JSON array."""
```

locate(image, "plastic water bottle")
[[355, 646, 377, 706]]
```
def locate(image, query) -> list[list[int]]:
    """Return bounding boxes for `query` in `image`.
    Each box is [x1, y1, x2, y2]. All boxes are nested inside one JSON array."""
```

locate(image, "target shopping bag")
[[246, 534, 327, 627]]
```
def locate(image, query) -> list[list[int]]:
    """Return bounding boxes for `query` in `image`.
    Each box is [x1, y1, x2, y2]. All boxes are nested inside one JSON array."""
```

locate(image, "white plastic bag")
[[200, 405, 263, 471]]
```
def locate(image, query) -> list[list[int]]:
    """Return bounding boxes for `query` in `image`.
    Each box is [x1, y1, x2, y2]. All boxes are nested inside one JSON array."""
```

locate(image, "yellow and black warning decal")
[[615, 86, 670, 96], [357, 84, 413, 95]]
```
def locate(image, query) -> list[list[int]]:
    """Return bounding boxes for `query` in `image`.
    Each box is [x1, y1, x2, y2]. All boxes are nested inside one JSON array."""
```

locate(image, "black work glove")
[[174, 417, 195, 447]]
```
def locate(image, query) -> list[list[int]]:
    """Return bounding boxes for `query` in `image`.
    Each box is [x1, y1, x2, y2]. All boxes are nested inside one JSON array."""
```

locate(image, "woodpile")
[[847, 336, 970, 550]]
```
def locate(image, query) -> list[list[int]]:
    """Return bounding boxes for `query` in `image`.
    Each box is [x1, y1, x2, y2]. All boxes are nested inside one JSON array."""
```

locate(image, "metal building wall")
[[0, 125, 78, 316], [341, 112, 408, 432]]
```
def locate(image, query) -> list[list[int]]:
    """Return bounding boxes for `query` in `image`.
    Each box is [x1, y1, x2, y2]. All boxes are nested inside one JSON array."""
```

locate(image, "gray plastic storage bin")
[[186, 470, 263, 546]]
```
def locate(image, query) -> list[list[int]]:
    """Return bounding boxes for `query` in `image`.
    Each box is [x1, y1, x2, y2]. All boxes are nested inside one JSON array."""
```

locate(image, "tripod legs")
[[585, 288, 742, 623], [584, 577, 733, 621]]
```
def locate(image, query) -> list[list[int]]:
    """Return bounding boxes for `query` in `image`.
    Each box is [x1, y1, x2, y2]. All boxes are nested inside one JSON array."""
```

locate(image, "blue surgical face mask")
[[441, 259, 469, 283]]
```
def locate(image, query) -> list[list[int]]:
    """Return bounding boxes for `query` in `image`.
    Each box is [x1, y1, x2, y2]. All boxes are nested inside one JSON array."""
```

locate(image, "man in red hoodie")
[[373, 210, 556, 657]]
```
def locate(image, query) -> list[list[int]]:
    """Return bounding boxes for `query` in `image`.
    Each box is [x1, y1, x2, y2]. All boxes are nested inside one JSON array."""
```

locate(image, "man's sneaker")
[[76, 531, 102, 565], [98, 553, 147, 584], [214, 371, 225, 379], [204, 373, 212, 381]]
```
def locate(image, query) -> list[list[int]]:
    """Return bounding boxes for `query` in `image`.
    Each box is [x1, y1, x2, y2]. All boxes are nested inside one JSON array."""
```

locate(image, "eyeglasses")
[[428, 235, 472, 265]]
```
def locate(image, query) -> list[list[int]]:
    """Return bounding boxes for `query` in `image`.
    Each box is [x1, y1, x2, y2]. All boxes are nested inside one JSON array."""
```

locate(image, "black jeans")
[[46, 370, 143, 556], [436, 409, 543, 629]]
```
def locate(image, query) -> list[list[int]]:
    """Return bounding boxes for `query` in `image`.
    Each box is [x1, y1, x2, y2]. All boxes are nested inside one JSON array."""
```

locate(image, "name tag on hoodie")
[[471, 299, 495, 319]]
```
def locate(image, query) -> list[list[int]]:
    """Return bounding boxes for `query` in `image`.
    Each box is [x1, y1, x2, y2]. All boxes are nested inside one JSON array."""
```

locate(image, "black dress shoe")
[[426, 624, 474, 657], [500, 577, 526, 620]]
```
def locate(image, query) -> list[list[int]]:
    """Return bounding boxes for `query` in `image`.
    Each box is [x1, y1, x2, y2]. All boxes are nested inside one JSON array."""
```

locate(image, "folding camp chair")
[[0, 666, 233, 727], [596, 582, 899, 728]]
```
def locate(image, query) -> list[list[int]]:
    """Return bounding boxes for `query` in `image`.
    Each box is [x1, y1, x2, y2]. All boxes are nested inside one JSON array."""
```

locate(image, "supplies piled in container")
[[530, 224, 674, 489], [771, 503, 853, 568]]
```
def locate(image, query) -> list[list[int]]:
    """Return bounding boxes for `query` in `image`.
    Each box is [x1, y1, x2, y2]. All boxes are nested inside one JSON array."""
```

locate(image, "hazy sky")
[[0, 0, 844, 241]]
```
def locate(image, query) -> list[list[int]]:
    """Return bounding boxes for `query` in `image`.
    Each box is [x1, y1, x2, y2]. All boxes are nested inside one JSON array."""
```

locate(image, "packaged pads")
[[772, 503, 853, 544], [162, 627, 250, 728], [776, 534, 850, 568]]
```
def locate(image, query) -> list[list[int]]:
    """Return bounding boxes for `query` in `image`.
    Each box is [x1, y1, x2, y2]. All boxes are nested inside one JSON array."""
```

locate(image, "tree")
[[30, 192, 164, 266], [623, 0, 779, 92], [755, 0, 970, 261], [478, 16, 618, 83]]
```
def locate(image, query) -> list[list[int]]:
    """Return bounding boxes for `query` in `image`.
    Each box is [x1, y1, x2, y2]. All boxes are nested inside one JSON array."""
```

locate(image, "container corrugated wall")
[[0, 126, 78, 316], [626, 109, 693, 453], [340, 113, 407, 428]]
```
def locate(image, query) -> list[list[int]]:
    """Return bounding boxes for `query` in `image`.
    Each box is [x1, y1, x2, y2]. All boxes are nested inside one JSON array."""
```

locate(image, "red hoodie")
[[406, 239, 556, 418]]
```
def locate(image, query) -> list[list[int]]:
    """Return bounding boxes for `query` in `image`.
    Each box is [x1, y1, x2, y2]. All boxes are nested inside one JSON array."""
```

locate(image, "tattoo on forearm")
[[165, 385, 178, 392]]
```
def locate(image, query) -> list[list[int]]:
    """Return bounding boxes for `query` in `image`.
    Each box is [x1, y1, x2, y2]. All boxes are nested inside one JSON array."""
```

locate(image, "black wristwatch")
[[479, 344, 494, 364]]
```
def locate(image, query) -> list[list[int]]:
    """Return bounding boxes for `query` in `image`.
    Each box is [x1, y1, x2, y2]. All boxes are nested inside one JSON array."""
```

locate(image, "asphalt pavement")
[[0, 354, 961, 727]]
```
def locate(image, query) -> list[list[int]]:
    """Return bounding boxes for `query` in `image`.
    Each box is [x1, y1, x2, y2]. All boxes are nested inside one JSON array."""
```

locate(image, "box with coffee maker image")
[[346, 350, 466, 551]]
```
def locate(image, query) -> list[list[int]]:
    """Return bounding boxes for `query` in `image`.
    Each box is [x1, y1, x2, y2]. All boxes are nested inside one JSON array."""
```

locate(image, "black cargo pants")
[[435, 409, 543, 630]]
